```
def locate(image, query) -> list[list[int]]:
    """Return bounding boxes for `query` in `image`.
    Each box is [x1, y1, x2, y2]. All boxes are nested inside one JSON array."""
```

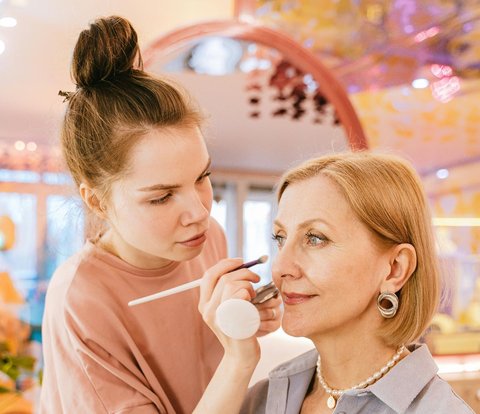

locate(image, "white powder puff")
[[215, 299, 260, 339]]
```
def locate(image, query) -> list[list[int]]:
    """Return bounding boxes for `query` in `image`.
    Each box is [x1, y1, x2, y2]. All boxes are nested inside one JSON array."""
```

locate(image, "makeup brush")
[[128, 255, 268, 307]]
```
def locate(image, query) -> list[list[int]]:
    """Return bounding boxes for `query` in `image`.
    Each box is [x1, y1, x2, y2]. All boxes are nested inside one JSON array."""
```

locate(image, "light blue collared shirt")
[[240, 344, 475, 414]]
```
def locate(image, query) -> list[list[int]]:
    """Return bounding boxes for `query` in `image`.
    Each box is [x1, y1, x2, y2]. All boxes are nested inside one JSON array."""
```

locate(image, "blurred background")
[[1, 0, 480, 411]]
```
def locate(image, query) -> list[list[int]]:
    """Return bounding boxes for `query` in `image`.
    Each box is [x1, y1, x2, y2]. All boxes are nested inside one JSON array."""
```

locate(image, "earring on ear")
[[377, 292, 399, 318]]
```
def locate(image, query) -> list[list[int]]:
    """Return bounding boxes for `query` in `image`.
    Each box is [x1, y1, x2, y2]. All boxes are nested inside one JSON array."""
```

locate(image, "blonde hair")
[[61, 16, 203, 205], [277, 152, 440, 346]]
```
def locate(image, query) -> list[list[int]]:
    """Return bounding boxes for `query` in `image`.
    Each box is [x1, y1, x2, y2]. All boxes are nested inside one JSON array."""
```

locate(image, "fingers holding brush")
[[198, 258, 260, 316], [255, 294, 282, 337]]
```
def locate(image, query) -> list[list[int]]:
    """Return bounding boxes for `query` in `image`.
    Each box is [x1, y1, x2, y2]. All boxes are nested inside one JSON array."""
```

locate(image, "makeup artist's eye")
[[271, 233, 286, 248], [149, 193, 172, 205], [305, 232, 327, 247], [197, 171, 212, 183]]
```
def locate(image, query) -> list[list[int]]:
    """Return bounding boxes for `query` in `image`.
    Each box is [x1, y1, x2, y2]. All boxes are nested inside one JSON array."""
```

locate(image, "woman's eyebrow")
[[273, 218, 333, 230], [137, 158, 211, 192]]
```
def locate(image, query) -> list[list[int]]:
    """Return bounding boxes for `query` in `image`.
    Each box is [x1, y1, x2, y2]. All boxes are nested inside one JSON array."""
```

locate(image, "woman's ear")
[[381, 243, 417, 293], [79, 183, 106, 218]]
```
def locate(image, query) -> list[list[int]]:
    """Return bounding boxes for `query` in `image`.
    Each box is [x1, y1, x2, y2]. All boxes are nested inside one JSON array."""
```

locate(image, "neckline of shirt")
[[85, 239, 182, 278]]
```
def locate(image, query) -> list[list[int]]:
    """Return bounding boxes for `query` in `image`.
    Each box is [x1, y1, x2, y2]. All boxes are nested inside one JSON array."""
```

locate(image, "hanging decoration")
[[236, 0, 480, 101]]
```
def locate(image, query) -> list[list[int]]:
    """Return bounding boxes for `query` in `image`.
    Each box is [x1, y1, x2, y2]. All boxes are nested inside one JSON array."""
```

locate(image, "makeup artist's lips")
[[283, 292, 317, 305], [178, 232, 207, 248]]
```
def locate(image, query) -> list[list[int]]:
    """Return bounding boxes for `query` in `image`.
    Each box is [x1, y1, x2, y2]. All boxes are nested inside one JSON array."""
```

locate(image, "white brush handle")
[[128, 279, 201, 306], [128, 255, 268, 307]]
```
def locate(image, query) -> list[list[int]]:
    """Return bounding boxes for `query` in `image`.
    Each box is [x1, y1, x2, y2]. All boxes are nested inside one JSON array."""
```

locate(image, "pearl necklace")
[[316, 345, 405, 410]]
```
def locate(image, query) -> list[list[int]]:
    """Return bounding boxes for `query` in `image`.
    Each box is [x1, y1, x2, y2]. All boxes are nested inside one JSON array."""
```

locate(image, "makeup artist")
[[40, 16, 281, 414]]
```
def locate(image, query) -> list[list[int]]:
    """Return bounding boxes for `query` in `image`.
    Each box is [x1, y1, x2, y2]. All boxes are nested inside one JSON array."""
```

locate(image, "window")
[[243, 191, 276, 284], [0, 192, 37, 294], [0, 172, 84, 298]]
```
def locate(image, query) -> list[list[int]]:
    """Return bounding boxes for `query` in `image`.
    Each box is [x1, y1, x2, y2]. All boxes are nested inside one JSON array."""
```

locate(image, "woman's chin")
[[282, 319, 311, 338]]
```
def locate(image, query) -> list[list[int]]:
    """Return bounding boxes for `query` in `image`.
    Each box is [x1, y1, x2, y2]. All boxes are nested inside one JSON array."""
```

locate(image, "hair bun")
[[71, 16, 142, 88]]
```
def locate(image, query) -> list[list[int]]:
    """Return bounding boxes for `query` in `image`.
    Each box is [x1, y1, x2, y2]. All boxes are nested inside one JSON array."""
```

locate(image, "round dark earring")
[[377, 292, 399, 318]]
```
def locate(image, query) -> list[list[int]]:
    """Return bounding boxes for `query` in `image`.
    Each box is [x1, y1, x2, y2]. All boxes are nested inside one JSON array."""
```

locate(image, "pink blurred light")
[[431, 64, 453, 78], [414, 26, 440, 43], [431, 76, 460, 103]]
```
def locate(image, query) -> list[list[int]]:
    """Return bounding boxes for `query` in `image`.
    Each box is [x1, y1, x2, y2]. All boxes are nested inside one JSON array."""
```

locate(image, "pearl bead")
[[316, 344, 405, 410]]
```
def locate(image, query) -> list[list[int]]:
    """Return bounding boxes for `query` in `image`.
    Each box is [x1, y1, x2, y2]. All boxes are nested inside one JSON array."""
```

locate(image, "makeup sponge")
[[215, 298, 261, 339]]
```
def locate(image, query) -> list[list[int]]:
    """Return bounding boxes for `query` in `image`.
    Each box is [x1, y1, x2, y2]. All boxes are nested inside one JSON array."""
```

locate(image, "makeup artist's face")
[[106, 125, 213, 268], [272, 174, 391, 341]]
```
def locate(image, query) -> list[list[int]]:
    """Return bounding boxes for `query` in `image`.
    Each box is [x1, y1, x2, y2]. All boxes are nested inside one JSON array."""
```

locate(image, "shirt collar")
[[268, 348, 318, 379], [368, 344, 438, 413], [267, 344, 439, 414]]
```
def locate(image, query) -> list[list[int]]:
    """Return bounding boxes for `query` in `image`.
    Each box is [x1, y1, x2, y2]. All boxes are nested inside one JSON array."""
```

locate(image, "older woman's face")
[[272, 174, 391, 340]]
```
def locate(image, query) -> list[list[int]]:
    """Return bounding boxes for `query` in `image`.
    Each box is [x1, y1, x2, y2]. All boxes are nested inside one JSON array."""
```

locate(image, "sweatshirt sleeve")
[[62, 294, 173, 413]]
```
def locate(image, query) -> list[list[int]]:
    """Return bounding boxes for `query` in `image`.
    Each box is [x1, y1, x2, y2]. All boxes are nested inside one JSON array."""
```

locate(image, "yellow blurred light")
[[433, 217, 480, 227]]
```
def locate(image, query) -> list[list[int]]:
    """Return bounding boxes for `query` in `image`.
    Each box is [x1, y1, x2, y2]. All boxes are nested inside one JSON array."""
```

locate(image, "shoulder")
[[44, 245, 90, 314], [240, 378, 269, 414], [240, 349, 318, 414], [202, 216, 227, 259], [45, 242, 121, 336], [413, 375, 475, 413], [208, 216, 226, 242]]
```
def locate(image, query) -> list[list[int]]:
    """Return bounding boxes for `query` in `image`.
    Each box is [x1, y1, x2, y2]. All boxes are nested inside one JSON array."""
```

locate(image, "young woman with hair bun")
[[40, 16, 281, 414]]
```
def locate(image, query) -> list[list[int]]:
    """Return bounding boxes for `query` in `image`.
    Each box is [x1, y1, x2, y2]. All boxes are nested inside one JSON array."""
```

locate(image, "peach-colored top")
[[40, 218, 226, 414]]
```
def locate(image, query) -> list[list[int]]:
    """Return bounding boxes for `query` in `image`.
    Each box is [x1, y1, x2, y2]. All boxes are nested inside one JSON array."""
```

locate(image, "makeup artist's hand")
[[198, 258, 261, 366], [255, 294, 282, 337]]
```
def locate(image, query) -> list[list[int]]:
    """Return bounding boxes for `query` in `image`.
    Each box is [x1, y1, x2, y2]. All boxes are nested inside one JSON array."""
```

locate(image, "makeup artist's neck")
[[98, 231, 174, 270]]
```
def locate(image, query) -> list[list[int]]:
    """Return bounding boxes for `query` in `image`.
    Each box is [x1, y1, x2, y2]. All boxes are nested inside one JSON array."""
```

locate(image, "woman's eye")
[[149, 193, 171, 205], [271, 233, 286, 248], [197, 171, 212, 183], [305, 232, 326, 247]]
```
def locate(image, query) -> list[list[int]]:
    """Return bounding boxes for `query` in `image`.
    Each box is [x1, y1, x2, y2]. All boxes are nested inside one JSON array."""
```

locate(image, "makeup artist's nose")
[[272, 241, 302, 283], [180, 189, 210, 226]]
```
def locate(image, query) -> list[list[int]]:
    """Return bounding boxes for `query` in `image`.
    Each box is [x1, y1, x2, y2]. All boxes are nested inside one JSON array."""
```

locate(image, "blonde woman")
[[240, 152, 474, 413]]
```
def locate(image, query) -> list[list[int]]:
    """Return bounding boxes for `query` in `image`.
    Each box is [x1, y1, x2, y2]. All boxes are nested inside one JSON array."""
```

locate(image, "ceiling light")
[[411, 78, 429, 89], [26, 142, 37, 151], [187, 37, 243, 76], [436, 168, 449, 179], [14, 140, 25, 151], [0, 17, 17, 28]]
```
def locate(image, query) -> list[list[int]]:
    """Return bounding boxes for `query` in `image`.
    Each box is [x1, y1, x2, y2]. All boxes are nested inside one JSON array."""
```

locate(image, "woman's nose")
[[180, 190, 210, 226], [272, 242, 301, 282]]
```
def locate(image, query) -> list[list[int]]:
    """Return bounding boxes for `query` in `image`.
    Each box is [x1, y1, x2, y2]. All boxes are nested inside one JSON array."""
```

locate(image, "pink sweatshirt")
[[40, 218, 226, 413]]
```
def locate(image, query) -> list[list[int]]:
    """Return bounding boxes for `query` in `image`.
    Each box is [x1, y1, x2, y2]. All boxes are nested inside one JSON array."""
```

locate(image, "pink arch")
[[144, 20, 367, 150]]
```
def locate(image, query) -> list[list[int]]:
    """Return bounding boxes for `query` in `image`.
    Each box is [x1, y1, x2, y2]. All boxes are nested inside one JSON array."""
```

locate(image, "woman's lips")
[[283, 292, 317, 305], [179, 232, 207, 248]]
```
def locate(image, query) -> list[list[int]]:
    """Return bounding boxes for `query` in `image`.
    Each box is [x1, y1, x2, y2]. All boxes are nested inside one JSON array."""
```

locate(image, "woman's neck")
[[310, 322, 406, 390], [97, 230, 174, 270]]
